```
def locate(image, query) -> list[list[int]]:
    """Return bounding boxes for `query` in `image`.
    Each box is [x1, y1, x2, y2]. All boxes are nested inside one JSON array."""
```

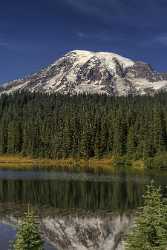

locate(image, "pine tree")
[[127, 126, 136, 158], [1, 92, 167, 162], [13, 207, 44, 250], [125, 182, 167, 250]]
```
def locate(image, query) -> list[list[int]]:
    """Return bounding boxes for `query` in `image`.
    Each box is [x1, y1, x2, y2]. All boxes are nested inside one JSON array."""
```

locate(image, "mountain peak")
[[0, 50, 167, 96], [66, 49, 134, 68]]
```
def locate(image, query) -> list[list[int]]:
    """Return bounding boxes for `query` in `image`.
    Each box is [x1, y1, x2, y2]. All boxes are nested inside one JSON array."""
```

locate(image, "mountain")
[[1, 50, 167, 96]]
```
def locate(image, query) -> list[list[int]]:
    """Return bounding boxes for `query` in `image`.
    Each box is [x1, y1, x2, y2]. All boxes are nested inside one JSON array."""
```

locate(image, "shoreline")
[[0, 154, 144, 171], [0, 155, 112, 169]]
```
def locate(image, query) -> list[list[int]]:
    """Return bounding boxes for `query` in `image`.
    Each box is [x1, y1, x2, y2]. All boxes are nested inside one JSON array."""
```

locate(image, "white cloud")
[[77, 32, 89, 39], [66, 0, 162, 18], [155, 34, 167, 46], [139, 34, 167, 48], [0, 41, 8, 47], [76, 31, 127, 43], [66, 0, 126, 19], [0, 34, 8, 47], [67, 0, 101, 14]]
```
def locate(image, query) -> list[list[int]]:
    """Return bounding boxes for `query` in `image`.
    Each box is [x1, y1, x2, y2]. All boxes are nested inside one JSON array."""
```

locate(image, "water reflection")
[[0, 168, 166, 249], [0, 169, 166, 211], [0, 206, 133, 250]]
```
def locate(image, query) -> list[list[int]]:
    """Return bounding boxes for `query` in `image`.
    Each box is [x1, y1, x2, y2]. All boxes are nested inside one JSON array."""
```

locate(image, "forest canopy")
[[0, 92, 167, 164]]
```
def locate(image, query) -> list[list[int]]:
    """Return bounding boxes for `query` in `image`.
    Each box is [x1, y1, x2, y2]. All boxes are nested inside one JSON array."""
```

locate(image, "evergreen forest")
[[0, 92, 167, 167]]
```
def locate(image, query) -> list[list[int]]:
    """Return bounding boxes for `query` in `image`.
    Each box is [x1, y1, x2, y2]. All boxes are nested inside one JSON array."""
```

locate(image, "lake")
[[0, 167, 166, 250]]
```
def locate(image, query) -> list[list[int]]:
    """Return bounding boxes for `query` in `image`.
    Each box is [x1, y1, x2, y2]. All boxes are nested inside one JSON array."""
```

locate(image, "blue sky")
[[0, 0, 167, 83]]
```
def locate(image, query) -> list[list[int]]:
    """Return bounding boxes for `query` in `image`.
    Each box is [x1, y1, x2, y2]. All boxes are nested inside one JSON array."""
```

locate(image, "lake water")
[[0, 167, 167, 250]]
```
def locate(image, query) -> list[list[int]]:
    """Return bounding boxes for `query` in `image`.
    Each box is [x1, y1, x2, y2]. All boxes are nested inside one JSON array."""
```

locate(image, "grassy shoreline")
[[0, 154, 145, 171], [0, 155, 112, 169]]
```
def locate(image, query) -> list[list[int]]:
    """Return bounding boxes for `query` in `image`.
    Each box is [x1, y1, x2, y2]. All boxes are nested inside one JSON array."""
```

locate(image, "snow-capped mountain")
[[1, 50, 167, 96]]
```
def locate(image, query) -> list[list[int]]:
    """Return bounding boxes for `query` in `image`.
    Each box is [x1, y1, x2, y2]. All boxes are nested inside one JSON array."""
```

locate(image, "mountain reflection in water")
[[0, 168, 166, 249]]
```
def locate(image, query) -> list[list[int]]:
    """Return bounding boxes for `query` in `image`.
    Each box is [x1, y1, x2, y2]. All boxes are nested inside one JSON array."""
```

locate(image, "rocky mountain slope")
[[1, 50, 167, 96]]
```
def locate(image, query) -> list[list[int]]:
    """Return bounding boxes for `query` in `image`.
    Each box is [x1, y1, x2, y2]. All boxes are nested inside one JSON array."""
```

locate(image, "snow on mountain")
[[1, 50, 167, 96]]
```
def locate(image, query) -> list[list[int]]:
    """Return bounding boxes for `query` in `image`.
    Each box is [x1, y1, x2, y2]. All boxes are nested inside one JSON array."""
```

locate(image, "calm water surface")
[[0, 167, 166, 249]]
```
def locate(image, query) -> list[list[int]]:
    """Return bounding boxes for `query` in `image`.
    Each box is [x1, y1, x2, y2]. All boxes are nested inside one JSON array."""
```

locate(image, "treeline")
[[0, 92, 167, 161]]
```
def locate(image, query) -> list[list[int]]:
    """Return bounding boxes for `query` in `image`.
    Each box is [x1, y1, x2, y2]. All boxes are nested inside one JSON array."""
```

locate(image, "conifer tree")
[[127, 126, 136, 158], [13, 207, 44, 250], [1, 92, 167, 162], [125, 182, 167, 250]]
